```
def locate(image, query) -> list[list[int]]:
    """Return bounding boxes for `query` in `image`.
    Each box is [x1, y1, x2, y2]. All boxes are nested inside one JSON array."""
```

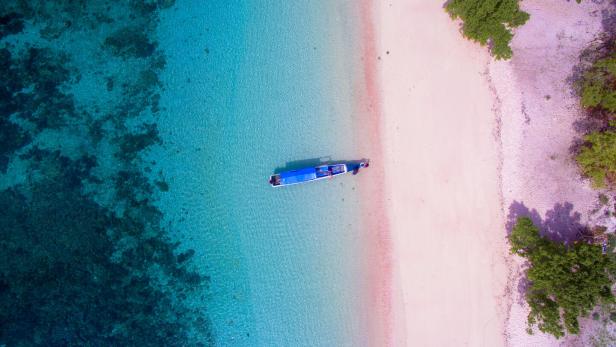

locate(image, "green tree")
[[510, 217, 615, 338], [575, 39, 615, 190], [445, 0, 530, 60], [580, 54, 616, 113], [576, 130, 616, 188]]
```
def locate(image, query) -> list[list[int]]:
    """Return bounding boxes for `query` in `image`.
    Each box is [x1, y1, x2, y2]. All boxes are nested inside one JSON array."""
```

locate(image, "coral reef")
[[0, 12, 23, 39], [0, 150, 211, 345], [104, 27, 157, 59], [0, 0, 212, 345]]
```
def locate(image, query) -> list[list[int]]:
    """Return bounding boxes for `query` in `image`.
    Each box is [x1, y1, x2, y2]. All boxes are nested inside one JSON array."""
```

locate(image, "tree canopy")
[[510, 217, 615, 338], [445, 0, 530, 60], [576, 129, 616, 188], [580, 53, 616, 113], [576, 41, 616, 188]]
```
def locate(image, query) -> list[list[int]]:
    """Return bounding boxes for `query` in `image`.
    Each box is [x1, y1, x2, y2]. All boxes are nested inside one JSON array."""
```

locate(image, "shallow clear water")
[[154, 1, 368, 345]]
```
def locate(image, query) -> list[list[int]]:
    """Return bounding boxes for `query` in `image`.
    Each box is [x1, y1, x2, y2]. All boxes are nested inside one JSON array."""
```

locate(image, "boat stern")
[[269, 174, 281, 187]]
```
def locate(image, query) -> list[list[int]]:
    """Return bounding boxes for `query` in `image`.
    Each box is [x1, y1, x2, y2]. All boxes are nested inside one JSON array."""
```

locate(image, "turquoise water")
[[0, 0, 369, 345], [154, 1, 369, 345]]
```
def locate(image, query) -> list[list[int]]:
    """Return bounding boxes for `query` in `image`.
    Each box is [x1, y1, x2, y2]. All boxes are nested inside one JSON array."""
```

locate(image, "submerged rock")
[[104, 27, 157, 59], [0, 12, 23, 39]]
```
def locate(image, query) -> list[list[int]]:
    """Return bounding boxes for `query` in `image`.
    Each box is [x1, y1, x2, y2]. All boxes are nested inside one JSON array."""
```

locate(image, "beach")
[[376, 1, 509, 345], [374, 0, 614, 345], [1, 0, 612, 345]]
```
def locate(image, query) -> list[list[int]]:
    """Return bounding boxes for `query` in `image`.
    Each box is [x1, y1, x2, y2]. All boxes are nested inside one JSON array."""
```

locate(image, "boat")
[[269, 160, 369, 187]]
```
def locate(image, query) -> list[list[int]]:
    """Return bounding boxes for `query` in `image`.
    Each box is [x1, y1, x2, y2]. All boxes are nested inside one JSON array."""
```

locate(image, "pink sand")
[[373, 1, 510, 345], [353, 1, 393, 345], [362, 0, 613, 345]]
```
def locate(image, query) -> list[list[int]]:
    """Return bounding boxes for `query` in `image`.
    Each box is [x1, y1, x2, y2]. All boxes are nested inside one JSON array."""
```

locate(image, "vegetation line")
[[575, 39, 616, 188], [509, 217, 615, 338], [444, 0, 529, 60]]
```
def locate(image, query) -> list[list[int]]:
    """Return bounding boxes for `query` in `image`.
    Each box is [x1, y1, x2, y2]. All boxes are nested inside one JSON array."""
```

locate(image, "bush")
[[576, 130, 616, 188], [576, 37, 615, 190], [599, 193, 609, 205], [510, 217, 615, 338], [580, 53, 616, 113], [445, 0, 530, 60]]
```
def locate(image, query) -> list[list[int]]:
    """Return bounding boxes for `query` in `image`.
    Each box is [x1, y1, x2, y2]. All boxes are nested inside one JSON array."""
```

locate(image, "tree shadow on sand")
[[506, 200, 588, 244], [567, 5, 616, 145], [506, 201, 589, 303]]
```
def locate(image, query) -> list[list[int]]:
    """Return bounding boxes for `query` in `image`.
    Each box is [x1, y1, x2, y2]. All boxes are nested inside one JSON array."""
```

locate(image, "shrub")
[[576, 130, 616, 188], [576, 37, 615, 190], [599, 193, 609, 205], [580, 53, 616, 113], [510, 217, 615, 338], [445, 0, 530, 60]]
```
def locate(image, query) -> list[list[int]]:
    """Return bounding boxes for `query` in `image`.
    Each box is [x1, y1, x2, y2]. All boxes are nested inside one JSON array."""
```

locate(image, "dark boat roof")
[[279, 167, 317, 185]]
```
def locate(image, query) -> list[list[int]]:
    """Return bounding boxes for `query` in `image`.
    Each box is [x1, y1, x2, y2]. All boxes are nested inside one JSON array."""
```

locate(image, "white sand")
[[377, 1, 509, 345]]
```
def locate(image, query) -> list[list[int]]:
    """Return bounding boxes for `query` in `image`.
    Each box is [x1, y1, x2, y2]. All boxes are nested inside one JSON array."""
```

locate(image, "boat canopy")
[[280, 167, 317, 185]]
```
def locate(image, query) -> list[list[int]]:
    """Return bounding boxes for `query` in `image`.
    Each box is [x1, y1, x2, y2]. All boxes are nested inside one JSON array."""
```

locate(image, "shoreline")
[[356, 1, 393, 345]]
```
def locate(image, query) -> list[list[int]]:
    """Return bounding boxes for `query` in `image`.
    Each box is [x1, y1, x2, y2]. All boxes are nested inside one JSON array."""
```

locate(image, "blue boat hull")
[[269, 161, 369, 187]]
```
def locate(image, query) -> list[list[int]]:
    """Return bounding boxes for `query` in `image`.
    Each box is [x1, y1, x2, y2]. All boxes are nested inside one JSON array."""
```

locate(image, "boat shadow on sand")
[[273, 157, 370, 175]]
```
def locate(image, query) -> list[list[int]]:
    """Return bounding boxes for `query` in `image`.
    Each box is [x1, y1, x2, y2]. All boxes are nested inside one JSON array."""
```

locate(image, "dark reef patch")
[[0, 12, 23, 39], [0, 150, 211, 345], [155, 179, 170, 192], [131, 0, 177, 15], [104, 27, 157, 59], [1, 46, 76, 132], [0, 0, 213, 345], [0, 116, 29, 172], [115, 124, 161, 161]]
